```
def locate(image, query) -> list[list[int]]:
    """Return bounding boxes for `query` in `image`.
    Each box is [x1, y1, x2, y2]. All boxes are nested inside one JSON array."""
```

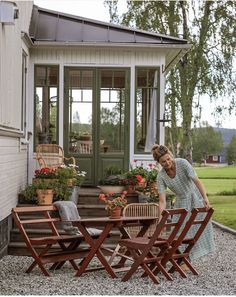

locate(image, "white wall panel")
[[0, 137, 27, 220], [31, 47, 163, 67], [0, 1, 33, 222]]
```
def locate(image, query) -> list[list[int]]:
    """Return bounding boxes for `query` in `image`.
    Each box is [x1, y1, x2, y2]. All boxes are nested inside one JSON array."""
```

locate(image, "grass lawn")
[[195, 165, 236, 178], [201, 179, 236, 195], [193, 166, 236, 230], [208, 195, 236, 230]]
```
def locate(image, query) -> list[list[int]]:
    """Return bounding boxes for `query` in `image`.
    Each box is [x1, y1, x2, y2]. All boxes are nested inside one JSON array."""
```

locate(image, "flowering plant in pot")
[[99, 191, 128, 218], [98, 165, 126, 194], [34, 167, 57, 179]]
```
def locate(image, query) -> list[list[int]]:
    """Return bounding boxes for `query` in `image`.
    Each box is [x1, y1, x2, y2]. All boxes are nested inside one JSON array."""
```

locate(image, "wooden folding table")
[[72, 216, 158, 278]]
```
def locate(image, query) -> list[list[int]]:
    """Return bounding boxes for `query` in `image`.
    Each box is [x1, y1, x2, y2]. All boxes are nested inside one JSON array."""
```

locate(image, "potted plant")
[[147, 163, 159, 188], [18, 184, 38, 204], [35, 179, 57, 205], [98, 166, 125, 194], [98, 191, 128, 218], [33, 167, 58, 184]]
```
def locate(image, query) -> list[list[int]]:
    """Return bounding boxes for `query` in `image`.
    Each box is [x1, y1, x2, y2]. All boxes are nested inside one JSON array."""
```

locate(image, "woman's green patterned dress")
[[157, 158, 215, 261]]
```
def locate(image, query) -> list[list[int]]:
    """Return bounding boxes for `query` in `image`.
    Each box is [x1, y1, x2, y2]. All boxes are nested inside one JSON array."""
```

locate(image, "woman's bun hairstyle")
[[151, 144, 173, 162]]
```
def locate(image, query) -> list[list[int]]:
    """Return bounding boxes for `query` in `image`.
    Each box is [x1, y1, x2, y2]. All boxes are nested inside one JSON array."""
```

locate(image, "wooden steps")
[[8, 187, 139, 256]]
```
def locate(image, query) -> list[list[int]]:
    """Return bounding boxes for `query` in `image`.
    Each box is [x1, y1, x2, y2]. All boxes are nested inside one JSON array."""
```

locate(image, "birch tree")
[[105, 0, 236, 161]]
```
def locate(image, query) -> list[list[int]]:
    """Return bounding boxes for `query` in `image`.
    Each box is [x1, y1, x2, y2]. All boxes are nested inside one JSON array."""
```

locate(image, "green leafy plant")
[[18, 184, 37, 204], [128, 161, 149, 178]]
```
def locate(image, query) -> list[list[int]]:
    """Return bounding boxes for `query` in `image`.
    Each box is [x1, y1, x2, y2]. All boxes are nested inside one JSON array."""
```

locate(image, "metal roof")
[[29, 5, 189, 45]]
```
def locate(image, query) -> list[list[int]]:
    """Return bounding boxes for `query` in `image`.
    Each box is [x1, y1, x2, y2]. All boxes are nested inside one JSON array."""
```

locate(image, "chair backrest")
[[12, 205, 61, 249], [163, 207, 214, 264], [36, 144, 65, 168], [123, 203, 159, 237]]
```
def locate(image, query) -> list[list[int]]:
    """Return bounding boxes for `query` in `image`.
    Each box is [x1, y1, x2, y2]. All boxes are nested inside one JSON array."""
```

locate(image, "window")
[[212, 155, 218, 161], [135, 68, 160, 153], [34, 65, 59, 147]]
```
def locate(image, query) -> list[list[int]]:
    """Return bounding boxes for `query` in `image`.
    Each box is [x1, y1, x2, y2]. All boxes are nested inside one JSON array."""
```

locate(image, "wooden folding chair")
[[119, 208, 188, 284], [36, 144, 75, 168], [107, 203, 159, 265], [160, 207, 214, 278], [12, 206, 91, 276]]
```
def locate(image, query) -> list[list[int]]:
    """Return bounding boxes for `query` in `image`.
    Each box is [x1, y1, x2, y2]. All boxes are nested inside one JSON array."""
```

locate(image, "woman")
[[152, 144, 215, 264]]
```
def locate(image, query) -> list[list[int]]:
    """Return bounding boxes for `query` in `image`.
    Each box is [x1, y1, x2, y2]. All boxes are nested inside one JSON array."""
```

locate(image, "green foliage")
[[226, 135, 236, 164], [104, 165, 123, 176], [105, 1, 236, 161], [18, 184, 37, 204], [192, 125, 224, 162], [54, 185, 72, 201], [99, 175, 125, 186]]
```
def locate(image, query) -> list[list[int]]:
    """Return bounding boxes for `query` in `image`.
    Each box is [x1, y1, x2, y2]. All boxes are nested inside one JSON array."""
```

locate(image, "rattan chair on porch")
[[36, 144, 76, 169]]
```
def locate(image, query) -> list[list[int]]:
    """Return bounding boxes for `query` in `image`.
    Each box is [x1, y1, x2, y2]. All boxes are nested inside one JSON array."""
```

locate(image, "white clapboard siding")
[[0, 2, 33, 222], [0, 137, 27, 220], [31, 47, 164, 66]]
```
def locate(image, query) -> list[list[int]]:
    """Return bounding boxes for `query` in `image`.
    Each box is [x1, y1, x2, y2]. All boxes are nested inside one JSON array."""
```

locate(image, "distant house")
[[0, 1, 190, 257], [205, 128, 236, 164]]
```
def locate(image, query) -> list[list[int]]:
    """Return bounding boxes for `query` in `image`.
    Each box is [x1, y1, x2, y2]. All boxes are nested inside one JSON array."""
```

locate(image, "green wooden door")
[[64, 67, 130, 185]]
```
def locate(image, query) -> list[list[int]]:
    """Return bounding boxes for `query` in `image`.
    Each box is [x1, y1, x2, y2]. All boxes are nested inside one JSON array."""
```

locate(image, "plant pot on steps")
[[36, 189, 54, 205]]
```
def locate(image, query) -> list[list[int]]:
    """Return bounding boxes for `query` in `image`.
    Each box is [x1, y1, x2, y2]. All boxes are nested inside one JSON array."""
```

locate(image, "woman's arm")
[[192, 176, 211, 209], [158, 193, 167, 217]]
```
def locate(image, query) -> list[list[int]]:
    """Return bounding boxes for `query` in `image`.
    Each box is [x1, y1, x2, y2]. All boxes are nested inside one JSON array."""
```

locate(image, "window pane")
[[68, 70, 93, 154], [34, 66, 59, 146], [114, 71, 125, 88], [101, 70, 112, 88], [135, 68, 159, 153], [137, 69, 147, 87], [100, 70, 126, 153]]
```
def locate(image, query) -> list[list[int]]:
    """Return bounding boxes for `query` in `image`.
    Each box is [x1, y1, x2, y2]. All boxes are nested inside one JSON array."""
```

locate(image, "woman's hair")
[[151, 144, 173, 162]]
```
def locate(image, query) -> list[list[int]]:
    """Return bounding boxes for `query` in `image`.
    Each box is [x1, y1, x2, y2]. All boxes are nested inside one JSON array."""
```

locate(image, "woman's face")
[[159, 153, 174, 170]]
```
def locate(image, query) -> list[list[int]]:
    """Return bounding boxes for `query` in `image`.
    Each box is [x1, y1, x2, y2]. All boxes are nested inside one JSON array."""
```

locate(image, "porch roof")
[[29, 5, 191, 72], [30, 5, 188, 45]]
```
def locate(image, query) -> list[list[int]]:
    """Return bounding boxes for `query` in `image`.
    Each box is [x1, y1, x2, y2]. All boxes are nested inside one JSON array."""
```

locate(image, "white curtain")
[[144, 71, 158, 152]]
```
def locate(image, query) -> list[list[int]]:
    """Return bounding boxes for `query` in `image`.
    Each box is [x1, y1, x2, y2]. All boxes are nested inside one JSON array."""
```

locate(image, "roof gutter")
[[31, 41, 192, 50]]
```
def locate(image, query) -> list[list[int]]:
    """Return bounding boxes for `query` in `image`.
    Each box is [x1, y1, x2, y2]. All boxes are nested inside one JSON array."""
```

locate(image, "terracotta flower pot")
[[109, 207, 122, 219], [36, 189, 54, 205]]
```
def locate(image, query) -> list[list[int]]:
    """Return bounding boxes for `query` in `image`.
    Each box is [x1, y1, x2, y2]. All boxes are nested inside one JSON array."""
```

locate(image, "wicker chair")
[[36, 144, 76, 169], [123, 203, 160, 238], [107, 202, 159, 265]]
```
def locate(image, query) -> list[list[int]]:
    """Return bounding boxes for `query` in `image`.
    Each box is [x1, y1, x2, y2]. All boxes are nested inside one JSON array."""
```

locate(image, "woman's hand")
[[204, 199, 211, 210]]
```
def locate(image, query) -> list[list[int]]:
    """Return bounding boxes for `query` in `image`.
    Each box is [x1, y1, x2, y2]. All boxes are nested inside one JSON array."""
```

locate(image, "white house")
[[0, 1, 190, 257]]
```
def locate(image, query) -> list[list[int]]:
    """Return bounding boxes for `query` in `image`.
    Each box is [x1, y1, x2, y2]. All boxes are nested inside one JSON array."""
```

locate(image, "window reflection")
[[35, 66, 59, 147], [135, 68, 159, 153]]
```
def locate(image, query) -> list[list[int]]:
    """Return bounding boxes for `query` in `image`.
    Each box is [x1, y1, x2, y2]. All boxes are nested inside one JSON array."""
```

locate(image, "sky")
[[33, 0, 236, 130]]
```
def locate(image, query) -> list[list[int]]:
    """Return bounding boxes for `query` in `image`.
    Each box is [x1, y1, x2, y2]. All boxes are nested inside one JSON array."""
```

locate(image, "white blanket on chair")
[[53, 201, 102, 237], [53, 201, 81, 235]]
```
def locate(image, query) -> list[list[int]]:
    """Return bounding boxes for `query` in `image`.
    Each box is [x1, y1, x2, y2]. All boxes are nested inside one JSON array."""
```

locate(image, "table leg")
[[75, 223, 117, 278]]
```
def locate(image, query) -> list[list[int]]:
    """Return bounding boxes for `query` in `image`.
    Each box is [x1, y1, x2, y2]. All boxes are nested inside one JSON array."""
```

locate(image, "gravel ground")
[[0, 226, 235, 295]]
